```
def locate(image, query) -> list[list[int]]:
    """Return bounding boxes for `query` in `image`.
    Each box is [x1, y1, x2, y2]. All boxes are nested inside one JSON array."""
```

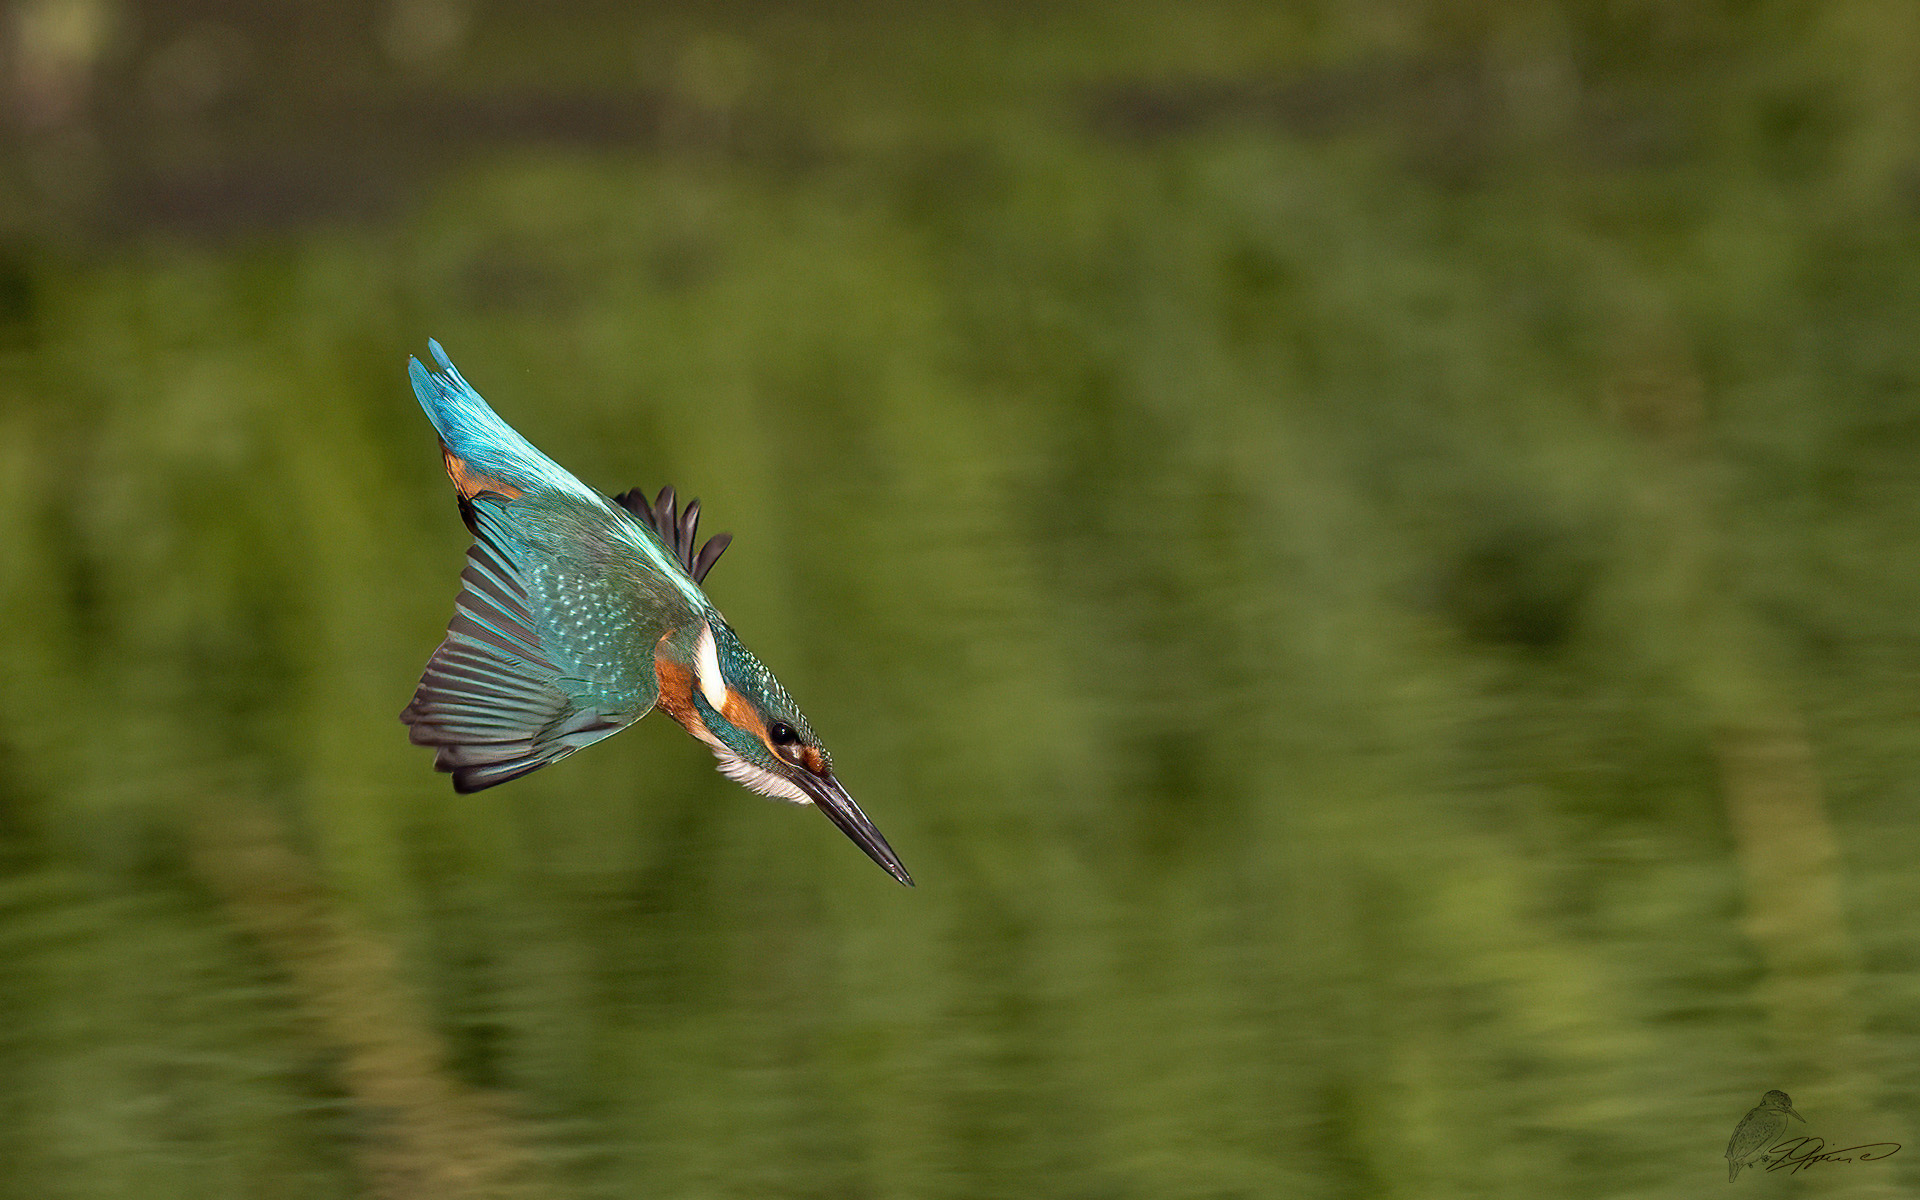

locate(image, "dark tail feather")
[[611, 485, 733, 583], [690, 533, 732, 582]]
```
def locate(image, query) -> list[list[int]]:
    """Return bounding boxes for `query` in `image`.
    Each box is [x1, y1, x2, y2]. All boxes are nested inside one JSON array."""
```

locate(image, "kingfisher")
[[1724, 1089, 1803, 1181], [399, 341, 911, 886]]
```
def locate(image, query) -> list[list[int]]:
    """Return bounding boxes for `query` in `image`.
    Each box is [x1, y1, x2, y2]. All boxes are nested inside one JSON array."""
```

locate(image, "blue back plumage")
[[410, 342, 712, 610], [408, 339, 588, 499]]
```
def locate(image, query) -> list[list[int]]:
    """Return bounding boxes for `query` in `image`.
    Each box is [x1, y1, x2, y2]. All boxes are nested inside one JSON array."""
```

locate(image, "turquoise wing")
[[403, 495, 661, 792]]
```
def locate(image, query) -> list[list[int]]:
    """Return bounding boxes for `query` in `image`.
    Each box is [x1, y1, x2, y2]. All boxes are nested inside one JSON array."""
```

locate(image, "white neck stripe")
[[694, 622, 728, 711]]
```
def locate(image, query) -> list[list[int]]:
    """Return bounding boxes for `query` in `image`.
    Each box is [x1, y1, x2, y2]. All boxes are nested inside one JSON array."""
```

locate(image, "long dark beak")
[[1785, 1105, 1805, 1123], [797, 772, 912, 886]]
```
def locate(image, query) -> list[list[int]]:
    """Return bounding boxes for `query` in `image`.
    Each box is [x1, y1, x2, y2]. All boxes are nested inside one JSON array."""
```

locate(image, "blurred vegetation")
[[2, 1, 1920, 1196]]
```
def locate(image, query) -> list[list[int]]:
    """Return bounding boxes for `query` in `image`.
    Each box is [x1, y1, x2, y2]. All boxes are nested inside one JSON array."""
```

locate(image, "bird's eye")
[[768, 722, 798, 746]]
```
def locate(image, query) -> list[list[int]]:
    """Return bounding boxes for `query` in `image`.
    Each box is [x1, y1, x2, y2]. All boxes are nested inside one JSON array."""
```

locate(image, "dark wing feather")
[[401, 517, 627, 792], [610, 485, 732, 584]]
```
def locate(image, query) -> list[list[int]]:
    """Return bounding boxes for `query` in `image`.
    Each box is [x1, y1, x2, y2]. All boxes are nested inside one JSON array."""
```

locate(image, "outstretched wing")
[[401, 501, 658, 792], [611, 485, 732, 584]]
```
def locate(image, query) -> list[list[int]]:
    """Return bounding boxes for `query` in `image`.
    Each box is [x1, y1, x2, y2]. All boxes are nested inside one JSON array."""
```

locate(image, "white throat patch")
[[694, 622, 728, 711], [714, 748, 809, 805]]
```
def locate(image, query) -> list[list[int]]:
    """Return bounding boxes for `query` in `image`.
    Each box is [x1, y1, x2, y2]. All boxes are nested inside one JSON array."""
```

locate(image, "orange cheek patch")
[[653, 648, 721, 747], [721, 689, 766, 741], [798, 747, 826, 776], [653, 656, 695, 725], [442, 445, 523, 501]]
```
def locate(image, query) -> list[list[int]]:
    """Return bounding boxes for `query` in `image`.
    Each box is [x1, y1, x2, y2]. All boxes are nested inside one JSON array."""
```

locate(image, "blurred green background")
[[2, 1, 1919, 1196]]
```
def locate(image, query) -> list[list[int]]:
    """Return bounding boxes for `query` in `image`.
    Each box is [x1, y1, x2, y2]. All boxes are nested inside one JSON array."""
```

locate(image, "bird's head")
[[656, 618, 911, 886], [1761, 1091, 1804, 1121]]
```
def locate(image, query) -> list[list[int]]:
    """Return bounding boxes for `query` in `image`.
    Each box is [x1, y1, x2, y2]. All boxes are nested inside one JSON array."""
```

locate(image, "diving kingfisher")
[[400, 341, 911, 886]]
